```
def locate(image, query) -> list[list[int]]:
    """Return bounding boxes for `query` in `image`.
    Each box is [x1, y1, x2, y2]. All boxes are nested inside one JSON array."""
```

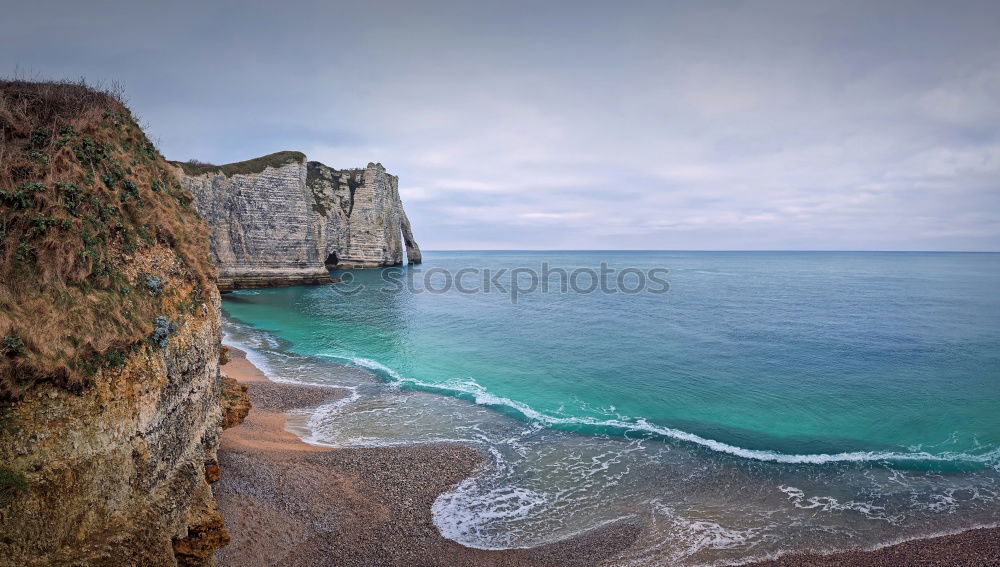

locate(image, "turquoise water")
[[222, 251, 1000, 564]]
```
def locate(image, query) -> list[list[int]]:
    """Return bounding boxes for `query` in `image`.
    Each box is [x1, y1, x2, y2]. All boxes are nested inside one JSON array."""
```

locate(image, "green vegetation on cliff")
[[0, 80, 215, 399], [170, 150, 306, 177]]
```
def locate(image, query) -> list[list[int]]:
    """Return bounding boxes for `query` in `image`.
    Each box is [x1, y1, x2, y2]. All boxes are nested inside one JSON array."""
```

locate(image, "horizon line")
[[418, 249, 1000, 253]]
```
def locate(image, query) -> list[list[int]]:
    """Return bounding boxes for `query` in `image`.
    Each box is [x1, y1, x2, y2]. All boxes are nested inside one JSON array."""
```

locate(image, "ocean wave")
[[320, 353, 1000, 470], [221, 329, 281, 379], [608, 500, 768, 567], [335, 355, 406, 382], [224, 324, 1000, 562], [301, 385, 362, 446]]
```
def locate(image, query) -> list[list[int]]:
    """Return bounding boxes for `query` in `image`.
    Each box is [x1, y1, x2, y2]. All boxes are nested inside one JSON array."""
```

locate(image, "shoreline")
[[215, 345, 999, 566], [214, 345, 640, 566]]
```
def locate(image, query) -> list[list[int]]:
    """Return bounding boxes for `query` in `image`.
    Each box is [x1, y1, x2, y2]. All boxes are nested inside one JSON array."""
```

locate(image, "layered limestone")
[[173, 155, 329, 291], [0, 248, 227, 567], [307, 160, 423, 268], [175, 153, 421, 291]]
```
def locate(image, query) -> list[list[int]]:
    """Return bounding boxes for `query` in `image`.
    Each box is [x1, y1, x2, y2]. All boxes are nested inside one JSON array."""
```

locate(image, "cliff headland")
[[172, 153, 421, 292]]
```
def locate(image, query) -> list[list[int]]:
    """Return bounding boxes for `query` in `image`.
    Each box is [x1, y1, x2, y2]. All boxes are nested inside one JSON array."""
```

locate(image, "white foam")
[[924, 491, 958, 514], [432, 475, 550, 549], [222, 327, 367, 447], [611, 500, 764, 566], [659, 509, 755, 552], [716, 521, 1000, 567], [221, 328, 280, 380], [228, 337, 1000, 470], [778, 485, 902, 523], [223, 322, 1000, 564], [301, 385, 362, 446], [343, 355, 406, 381], [313, 352, 1000, 469]]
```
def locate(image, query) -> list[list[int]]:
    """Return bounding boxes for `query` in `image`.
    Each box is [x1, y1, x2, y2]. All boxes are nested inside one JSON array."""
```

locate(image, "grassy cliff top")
[[170, 151, 306, 177], [0, 80, 215, 399]]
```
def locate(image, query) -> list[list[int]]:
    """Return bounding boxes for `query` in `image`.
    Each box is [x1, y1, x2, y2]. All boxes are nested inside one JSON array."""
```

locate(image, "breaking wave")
[[319, 354, 1000, 470]]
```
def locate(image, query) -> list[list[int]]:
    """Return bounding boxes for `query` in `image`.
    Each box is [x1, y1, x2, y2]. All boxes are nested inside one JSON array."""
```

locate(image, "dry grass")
[[169, 151, 306, 177], [0, 79, 215, 399]]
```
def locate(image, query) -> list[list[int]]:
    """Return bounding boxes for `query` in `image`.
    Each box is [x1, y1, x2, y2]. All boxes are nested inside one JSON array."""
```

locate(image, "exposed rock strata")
[[307, 160, 422, 268], [0, 248, 227, 567], [0, 80, 230, 567], [176, 376, 248, 566], [174, 153, 421, 291]]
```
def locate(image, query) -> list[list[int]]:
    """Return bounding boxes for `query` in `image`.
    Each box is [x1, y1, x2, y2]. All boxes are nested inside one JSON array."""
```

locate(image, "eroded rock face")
[[219, 374, 250, 431], [175, 158, 329, 291], [176, 154, 421, 291], [0, 81, 229, 567], [0, 249, 227, 567]]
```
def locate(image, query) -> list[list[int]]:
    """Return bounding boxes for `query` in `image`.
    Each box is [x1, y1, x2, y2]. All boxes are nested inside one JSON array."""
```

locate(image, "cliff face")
[[0, 264, 226, 567], [307, 160, 422, 268], [173, 153, 329, 290], [175, 153, 421, 291], [0, 81, 232, 566]]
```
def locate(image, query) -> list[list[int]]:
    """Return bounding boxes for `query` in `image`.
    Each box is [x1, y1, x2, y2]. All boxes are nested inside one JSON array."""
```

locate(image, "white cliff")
[[173, 152, 422, 291]]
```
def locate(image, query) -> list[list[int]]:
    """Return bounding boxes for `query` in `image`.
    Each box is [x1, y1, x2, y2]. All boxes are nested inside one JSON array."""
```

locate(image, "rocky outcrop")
[[219, 374, 250, 431], [400, 207, 423, 265], [0, 81, 229, 566], [0, 275, 226, 567], [307, 160, 422, 268], [172, 153, 329, 291], [174, 153, 421, 291]]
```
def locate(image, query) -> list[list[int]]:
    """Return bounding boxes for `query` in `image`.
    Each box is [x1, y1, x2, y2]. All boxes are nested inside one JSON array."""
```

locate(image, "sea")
[[221, 251, 1000, 565]]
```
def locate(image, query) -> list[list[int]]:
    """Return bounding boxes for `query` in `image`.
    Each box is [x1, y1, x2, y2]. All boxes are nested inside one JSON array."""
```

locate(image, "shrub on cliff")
[[0, 80, 215, 399]]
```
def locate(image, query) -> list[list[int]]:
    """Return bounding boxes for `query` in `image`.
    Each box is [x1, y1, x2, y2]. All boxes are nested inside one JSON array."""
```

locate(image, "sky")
[[3, 0, 1000, 250]]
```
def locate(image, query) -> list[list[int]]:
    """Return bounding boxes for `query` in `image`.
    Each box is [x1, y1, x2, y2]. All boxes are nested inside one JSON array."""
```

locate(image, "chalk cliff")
[[0, 81, 236, 566], [174, 153, 421, 291]]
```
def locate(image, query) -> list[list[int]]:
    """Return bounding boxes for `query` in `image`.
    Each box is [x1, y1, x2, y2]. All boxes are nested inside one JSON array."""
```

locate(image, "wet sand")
[[214, 346, 1000, 566], [743, 527, 1000, 567]]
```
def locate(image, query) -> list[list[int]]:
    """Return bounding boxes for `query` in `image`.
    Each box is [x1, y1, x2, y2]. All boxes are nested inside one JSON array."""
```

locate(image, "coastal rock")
[[174, 153, 421, 291], [172, 509, 230, 567], [0, 250, 227, 567], [220, 373, 250, 430], [0, 81, 229, 566]]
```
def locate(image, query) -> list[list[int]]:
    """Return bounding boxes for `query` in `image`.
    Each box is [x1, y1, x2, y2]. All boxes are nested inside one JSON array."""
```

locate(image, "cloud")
[[3, 0, 1000, 250]]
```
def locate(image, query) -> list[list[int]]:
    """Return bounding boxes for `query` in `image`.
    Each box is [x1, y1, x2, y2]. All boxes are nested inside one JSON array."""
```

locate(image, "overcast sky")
[[4, 1, 1000, 250]]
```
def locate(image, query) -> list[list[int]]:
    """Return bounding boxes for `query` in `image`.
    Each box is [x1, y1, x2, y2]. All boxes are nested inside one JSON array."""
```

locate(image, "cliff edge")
[[0, 80, 232, 566], [172, 153, 421, 291]]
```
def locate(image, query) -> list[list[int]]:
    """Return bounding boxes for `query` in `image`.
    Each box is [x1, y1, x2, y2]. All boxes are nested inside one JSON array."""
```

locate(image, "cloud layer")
[[4, 0, 1000, 250]]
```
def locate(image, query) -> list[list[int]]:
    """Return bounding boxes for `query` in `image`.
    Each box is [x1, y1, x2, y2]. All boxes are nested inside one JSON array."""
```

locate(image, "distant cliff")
[[0, 81, 233, 566], [172, 152, 421, 291]]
